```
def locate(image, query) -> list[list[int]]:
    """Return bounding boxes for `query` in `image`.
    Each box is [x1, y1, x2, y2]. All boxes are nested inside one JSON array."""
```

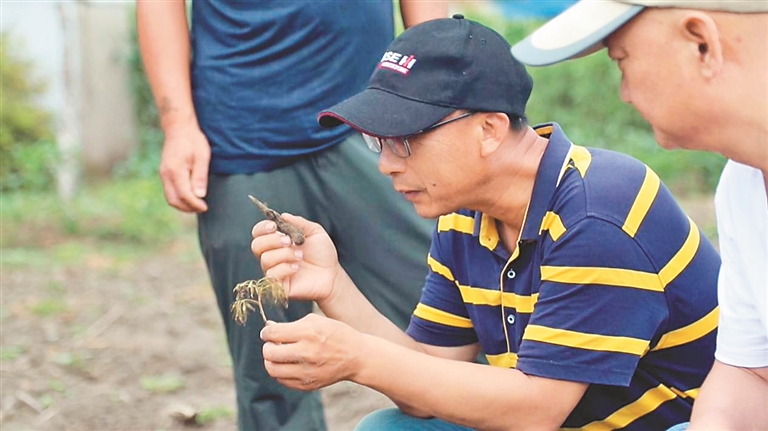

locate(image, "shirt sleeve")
[[516, 217, 668, 387], [714, 162, 768, 368], [406, 229, 478, 347]]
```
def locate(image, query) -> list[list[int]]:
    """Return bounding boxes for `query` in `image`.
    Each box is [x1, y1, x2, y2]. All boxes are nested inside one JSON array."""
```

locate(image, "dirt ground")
[[0, 196, 716, 431], [0, 219, 393, 431]]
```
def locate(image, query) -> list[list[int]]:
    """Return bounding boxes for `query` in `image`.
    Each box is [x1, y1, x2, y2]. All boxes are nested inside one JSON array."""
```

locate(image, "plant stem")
[[257, 300, 267, 323]]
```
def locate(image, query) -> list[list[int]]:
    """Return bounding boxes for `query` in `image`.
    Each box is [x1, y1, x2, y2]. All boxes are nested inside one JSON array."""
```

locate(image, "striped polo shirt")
[[406, 123, 720, 430]]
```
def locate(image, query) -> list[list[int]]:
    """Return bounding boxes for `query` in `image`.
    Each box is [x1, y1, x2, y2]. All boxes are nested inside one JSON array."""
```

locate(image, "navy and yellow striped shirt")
[[406, 123, 720, 430]]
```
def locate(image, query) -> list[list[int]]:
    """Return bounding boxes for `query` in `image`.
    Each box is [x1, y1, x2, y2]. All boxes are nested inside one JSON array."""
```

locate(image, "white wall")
[[1, 1, 139, 179], [1, 2, 66, 112]]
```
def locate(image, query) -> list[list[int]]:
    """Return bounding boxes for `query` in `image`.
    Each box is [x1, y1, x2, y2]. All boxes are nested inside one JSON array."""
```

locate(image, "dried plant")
[[248, 195, 305, 245], [230, 195, 298, 326], [231, 277, 288, 326]]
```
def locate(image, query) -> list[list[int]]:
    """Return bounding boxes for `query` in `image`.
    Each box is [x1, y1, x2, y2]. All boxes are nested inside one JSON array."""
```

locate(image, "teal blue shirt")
[[191, 0, 395, 174]]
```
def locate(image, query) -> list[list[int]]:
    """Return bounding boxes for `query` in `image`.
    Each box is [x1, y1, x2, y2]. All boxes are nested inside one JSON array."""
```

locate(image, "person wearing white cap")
[[513, 2, 768, 430]]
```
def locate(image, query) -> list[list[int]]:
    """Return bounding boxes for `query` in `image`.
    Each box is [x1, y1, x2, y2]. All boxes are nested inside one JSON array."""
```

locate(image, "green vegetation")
[[140, 373, 186, 394], [29, 297, 69, 317], [0, 32, 56, 193], [52, 350, 93, 372], [1, 178, 187, 250], [1, 345, 25, 361], [196, 406, 236, 425], [48, 379, 67, 393]]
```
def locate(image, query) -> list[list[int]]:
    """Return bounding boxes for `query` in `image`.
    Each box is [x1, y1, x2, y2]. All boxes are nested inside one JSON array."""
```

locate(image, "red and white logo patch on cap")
[[377, 51, 417, 75]]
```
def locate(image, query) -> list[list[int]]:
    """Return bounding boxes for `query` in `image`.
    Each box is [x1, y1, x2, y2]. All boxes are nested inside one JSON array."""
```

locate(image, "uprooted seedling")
[[231, 278, 288, 326], [231, 195, 301, 326], [248, 194, 305, 245]]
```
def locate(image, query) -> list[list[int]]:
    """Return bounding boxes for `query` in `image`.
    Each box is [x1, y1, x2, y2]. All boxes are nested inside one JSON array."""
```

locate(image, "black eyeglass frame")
[[362, 111, 476, 158]]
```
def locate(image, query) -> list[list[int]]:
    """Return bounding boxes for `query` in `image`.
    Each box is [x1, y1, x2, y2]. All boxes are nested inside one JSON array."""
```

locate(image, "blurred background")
[[1, 1, 722, 430]]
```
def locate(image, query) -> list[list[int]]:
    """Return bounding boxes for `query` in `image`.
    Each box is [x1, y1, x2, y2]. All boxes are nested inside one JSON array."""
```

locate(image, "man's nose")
[[378, 144, 406, 176]]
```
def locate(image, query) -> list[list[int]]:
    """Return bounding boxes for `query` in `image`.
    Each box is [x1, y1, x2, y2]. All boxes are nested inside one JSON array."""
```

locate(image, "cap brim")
[[511, 1, 644, 67], [318, 88, 455, 138]]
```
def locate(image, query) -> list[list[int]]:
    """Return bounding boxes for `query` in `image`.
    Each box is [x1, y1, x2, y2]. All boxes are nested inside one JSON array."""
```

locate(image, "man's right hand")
[[158, 122, 211, 213], [251, 214, 343, 305]]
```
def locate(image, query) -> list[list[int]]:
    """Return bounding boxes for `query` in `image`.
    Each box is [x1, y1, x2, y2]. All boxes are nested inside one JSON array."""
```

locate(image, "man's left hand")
[[261, 313, 362, 391]]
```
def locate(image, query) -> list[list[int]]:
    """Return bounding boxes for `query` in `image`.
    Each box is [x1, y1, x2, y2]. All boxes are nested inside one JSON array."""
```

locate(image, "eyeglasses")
[[362, 111, 475, 158]]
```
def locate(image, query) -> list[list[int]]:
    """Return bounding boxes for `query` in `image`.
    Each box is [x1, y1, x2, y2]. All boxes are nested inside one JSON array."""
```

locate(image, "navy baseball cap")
[[318, 15, 533, 138]]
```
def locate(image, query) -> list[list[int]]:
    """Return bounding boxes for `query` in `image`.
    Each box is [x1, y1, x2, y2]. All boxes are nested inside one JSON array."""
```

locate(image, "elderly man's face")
[[377, 112, 480, 219], [605, 9, 706, 151]]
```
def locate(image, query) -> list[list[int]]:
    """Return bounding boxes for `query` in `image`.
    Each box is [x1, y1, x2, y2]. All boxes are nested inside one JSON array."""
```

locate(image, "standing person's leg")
[[314, 134, 434, 329], [199, 171, 326, 431]]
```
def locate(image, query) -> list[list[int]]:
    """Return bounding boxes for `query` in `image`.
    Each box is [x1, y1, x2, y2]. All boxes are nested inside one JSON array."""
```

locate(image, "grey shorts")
[[197, 133, 434, 431]]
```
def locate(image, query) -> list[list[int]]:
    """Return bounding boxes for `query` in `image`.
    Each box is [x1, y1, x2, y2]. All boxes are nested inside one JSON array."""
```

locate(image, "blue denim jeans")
[[355, 409, 474, 431], [356, 409, 690, 431]]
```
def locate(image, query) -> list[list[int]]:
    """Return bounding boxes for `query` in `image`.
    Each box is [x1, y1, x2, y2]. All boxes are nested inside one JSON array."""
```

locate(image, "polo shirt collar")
[[470, 123, 572, 251], [520, 122, 572, 241]]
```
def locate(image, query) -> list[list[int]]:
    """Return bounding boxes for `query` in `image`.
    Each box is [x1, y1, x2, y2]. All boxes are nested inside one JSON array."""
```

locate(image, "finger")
[[190, 146, 210, 199], [260, 320, 312, 345], [263, 360, 318, 389], [159, 164, 194, 212], [278, 214, 324, 237], [262, 340, 304, 364], [265, 263, 300, 283], [251, 220, 278, 239], [176, 170, 208, 213], [262, 361, 317, 391], [259, 247, 303, 272], [251, 229, 299, 261], [262, 314, 329, 346]]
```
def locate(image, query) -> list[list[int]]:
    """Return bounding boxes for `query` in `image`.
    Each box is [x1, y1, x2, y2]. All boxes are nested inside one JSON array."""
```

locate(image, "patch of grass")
[[1, 177, 188, 249], [1, 345, 25, 361], [51, 242, 91, 265], [29, 297, 68, 317], [40, 393, 54, 409], [140, 374, 186, 394], [0, 240, 151, 271], [48, 379, 67, 393], [196, 406, 235, 425], [0, 248, 53, 269], [52, 351, 92, 372]]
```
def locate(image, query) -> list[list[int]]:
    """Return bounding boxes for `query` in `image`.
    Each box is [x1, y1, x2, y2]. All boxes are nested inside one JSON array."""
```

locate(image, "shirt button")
[[507, 269, 516, 279], [507, 314, 516, 325]]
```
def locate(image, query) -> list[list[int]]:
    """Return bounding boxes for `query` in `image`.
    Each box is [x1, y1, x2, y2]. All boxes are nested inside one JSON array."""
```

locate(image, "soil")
[[0, 224, 392, 431], [0, 196, 716, 431]]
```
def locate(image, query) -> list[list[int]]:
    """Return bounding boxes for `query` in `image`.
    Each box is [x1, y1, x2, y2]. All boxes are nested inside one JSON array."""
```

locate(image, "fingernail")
[[291, 263, 300, 270], [294, 250, 303, 259], [281, 236, 292, 245], [266, 222, 276, 232], [194, 188, 207, 198]]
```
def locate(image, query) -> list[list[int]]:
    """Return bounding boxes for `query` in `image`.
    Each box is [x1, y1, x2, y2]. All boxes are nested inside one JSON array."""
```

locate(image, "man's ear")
[[679, 11, 723, 79], [479, 112, 509, 158]]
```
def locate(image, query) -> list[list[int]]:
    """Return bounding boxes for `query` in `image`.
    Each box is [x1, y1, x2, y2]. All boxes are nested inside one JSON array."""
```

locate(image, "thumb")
[[279, 213, 322, 236], [191, 150, 210, 198], [260, 320, 300, 344]]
